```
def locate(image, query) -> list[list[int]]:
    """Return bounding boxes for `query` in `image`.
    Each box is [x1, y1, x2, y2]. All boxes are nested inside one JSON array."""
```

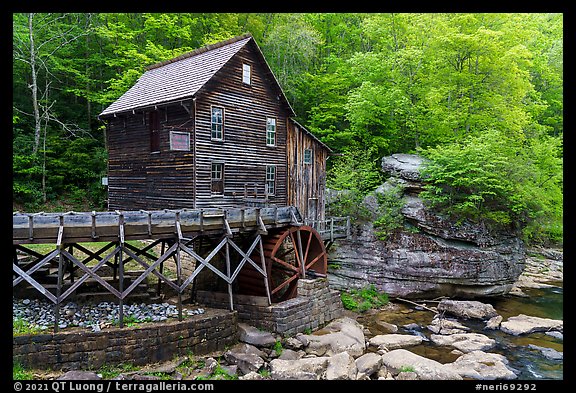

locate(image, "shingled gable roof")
[[99, 33, 294, 118]]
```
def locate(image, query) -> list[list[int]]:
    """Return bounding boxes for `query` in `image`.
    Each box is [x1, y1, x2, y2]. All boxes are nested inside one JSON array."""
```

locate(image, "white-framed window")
[[242, 63, 251, 85], [266, 117, 276, 146], [169, 131, 190, 151], [304, 148, 313, 164], [211, 106, 224, 140], [211, 162, 224, 194], [266, 165, 276, 196]]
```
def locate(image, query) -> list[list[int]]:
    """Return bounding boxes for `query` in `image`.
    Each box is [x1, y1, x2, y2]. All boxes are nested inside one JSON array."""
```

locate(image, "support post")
[[175, 212, 183, 321], [157, 240, 166, 297], [118, 212, 125, 328], [225, 240, 233, 311], [53, 215, 65, 333], [296, 229, 306, 278], [258, 235, 272, 305], [330, 217, 334, 242]]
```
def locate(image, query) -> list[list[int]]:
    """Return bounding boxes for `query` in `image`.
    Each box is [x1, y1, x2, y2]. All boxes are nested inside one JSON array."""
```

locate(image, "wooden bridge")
[[13, 206, 348, 332]]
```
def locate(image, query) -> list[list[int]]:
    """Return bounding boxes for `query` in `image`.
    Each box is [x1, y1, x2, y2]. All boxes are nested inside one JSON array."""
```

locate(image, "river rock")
[[325, 352, 358, 380], [427, 317, 470, 335], [237, 323, 277, 347], [368, 333, 423, 350], [355, 352, 383, 376], [484, 315, 503, 330], [444, 351, 518, 380], [381, 349, 463, 380], [500, 314, 563, 336], [430, 333, 496, 353], [528, 345, 563, 361], [57, 371, 102, 380], [437, 300, 499, 320], [269, 356, 328, 380], [327, 153, 525, 299], [222, 351, 264, 375], [300, 317, 365, 358]]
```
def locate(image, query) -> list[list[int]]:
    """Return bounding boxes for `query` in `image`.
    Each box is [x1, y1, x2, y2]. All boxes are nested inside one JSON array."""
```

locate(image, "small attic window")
[[242, 64, 251, 85]]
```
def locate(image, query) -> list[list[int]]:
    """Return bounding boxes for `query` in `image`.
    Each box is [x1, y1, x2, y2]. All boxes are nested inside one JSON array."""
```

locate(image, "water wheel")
[[237, 225, 327, 302]]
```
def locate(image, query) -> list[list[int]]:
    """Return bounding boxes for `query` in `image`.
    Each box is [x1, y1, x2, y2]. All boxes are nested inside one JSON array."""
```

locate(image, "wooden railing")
[[304, 216, 350, 241]]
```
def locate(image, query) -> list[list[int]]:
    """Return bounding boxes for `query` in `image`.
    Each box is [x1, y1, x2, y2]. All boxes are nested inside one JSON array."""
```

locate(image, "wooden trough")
[[13, 207, 298, 244]]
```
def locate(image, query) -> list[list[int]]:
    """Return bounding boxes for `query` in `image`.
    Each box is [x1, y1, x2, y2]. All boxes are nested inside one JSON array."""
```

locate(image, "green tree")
[[419, 129, 562, 244]]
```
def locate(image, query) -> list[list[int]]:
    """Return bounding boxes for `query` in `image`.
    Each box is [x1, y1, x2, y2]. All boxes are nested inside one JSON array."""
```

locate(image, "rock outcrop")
[[328, 153, 526, 299]]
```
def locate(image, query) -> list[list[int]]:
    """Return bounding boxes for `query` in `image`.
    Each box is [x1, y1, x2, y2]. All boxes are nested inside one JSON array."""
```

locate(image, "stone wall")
[[13, 308, 237, 371], [196, 278, 344, 335]]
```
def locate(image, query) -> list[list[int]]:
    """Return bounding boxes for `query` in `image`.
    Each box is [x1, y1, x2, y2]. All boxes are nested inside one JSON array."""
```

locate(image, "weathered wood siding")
[[286, 121, 328, 222], [193, 43, 289, 209], [106, 41, 291, 211], [106, 104, 196, 210]]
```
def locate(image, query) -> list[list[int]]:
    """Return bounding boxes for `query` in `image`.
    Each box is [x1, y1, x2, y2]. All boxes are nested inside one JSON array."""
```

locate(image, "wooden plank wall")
[[193, 43, 289, 209], [286, 121, 328, 222], [107, 105, 196, 210]]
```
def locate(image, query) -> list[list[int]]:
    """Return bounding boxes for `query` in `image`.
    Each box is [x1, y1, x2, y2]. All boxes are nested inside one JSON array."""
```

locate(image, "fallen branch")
[[395, 297, 438, 313]]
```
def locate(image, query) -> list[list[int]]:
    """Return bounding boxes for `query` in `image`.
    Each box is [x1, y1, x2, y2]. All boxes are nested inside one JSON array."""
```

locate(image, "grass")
[[399, 365, 416, 373], [13, 363, 33, 380], [340, 284, 389, 312], [13, 318, 43, 336], [273, 340, 283, 357], [96, 363, 139, 379], [195, 364, 238, 380]]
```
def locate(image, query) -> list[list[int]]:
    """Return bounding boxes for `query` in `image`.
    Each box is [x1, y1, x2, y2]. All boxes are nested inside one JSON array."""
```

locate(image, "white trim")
[[210, 105, 225, 141], [266, 117, 276, 147], [242, 63, 251, 85]]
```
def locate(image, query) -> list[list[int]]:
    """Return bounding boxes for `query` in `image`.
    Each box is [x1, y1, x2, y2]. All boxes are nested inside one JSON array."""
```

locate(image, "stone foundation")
[[13, 308, 237, 371], [196, 278, 344, 335]]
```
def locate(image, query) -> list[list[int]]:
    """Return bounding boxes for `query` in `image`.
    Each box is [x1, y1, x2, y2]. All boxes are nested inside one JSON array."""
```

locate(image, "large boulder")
[[381, 349, 462, 380], [500, 314, 563, 336], [437, 300, 499, 320], [368, 334, 423, 350], [269, 352, 358, 380], [430, 333, 496, 353], [299, 317, 366, 358], [328, 153, 525, 299], [444, 351, 518, 380]]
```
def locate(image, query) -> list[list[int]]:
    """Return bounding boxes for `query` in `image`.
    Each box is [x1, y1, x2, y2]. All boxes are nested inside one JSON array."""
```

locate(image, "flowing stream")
[[357, 285, 563, 380]]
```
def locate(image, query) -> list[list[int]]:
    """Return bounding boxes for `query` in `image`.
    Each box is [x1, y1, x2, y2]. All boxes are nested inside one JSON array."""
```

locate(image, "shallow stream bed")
[[358, 285, 563, 380]]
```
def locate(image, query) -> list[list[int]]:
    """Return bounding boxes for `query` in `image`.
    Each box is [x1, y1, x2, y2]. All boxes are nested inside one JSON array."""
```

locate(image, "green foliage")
[[11, 13, 563, 246], [13, 362, 34, 380], [340, 284, 389, 312], [327, 147, 382, 222], [373, 186, 406, 241], [273, 340, 284, 356], [96, 363, 139, 379], [419, 129, 562, 244], [399, 365, 416, 373], [195, 364, 238, 380], [13, 318, 42, 336]]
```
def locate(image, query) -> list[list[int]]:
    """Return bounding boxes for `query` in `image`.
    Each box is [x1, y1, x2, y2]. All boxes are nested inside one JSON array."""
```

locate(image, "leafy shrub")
[[373, 185, 406, 240], [340, 284, 389, 312]]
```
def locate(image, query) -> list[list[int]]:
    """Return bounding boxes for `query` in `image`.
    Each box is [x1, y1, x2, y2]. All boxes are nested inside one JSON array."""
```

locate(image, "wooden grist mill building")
[[95, 33, 348, 305], [99, 33, 331, 224], [13, 34, 349, 343]]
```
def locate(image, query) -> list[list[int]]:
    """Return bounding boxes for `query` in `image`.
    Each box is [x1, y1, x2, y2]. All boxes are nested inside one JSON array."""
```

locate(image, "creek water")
[[357, 285, 563, 380]]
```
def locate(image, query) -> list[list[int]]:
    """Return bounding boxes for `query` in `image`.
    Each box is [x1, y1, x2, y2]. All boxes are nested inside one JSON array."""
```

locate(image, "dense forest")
[[12, 13, 563, 245]]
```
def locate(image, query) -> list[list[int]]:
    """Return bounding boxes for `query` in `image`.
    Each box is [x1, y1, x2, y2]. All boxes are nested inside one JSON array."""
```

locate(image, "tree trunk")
[[28, 13, 41, 154]]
